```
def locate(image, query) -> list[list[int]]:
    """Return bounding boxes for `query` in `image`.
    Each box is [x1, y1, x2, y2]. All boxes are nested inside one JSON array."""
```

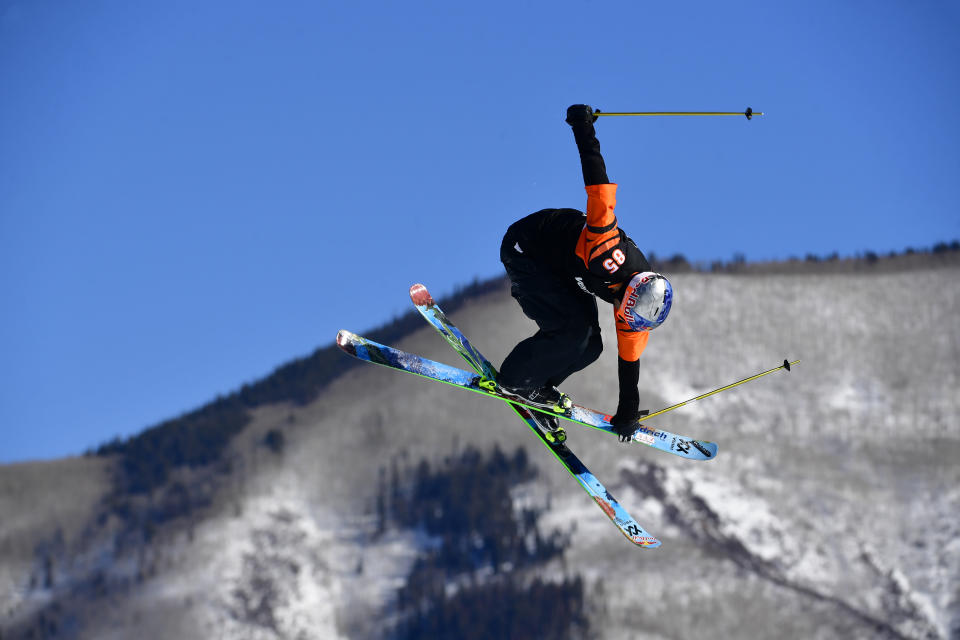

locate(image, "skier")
[[498, 104, 673, 444]]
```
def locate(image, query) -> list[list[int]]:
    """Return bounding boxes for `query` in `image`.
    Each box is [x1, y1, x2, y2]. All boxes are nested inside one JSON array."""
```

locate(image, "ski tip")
[[695, 440, 719, 460], [336, 330, 355, 347], [409, 283, 434, 306]]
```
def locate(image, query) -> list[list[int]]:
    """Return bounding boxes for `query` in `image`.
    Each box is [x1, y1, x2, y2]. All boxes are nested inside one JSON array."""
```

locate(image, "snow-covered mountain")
[[2, 255, 958, 639]]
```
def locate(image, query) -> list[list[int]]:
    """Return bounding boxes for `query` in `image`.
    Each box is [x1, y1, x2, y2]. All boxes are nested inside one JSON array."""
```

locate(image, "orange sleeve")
[[575, 183, 619, 268], [614, 311, 649, 361]]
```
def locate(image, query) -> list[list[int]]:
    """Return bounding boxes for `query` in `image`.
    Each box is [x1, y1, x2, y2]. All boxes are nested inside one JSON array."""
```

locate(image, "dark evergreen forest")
[[380, 445, 588, 640]]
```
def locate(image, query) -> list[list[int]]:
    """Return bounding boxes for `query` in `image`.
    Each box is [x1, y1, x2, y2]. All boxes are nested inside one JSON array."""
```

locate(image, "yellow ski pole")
[[640, 359, 798, 423], [595, 107, 762, 120]]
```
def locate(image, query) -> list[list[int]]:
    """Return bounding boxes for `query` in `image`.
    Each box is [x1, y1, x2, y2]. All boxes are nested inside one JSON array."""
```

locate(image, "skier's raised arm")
[[567, 105, 620, 275], [565, 104, 608, 186]]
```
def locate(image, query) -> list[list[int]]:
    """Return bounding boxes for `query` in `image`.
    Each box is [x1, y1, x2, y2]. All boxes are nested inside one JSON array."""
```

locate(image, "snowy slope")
[[3, 262, 958, 639]]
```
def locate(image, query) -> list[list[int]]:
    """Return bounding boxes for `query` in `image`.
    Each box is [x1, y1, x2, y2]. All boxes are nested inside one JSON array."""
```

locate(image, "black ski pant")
[[498, 226, 603, 390]]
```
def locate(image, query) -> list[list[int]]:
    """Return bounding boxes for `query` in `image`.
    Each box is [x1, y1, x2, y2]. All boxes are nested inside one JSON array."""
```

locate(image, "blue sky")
[[2, 0, 958, 463]]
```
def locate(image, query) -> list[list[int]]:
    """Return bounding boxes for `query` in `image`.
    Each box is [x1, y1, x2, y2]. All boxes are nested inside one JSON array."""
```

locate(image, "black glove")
[[611, 408, 649, 443], [565, 104, 599, 127], [611, 409, 639, 442]]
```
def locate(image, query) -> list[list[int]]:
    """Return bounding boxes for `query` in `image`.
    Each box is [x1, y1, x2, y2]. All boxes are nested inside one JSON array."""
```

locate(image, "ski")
[[336, 329, 716, 461], [408, 284, 660, 548]]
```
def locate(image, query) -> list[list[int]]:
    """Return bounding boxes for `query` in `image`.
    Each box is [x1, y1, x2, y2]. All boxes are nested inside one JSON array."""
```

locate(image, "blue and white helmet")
[[619, 272, 673, 331]]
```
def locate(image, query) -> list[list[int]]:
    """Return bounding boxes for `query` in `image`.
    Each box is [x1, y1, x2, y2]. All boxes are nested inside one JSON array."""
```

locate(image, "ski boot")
[[539, 413, 569, 453], [498, 383, 573, 415]]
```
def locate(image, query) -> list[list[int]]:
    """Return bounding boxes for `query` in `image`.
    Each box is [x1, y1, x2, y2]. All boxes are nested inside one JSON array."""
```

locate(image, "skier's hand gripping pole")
[[612, 409, 649, 442]]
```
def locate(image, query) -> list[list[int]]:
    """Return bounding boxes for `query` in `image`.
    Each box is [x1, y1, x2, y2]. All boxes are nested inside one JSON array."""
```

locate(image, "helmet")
[[619, 272, 673, 331]]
